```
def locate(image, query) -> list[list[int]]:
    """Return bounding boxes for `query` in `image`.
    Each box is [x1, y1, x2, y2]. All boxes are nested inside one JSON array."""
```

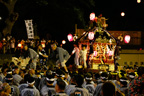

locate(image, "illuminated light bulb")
[[62, 40, 66, 44], [121, 12, 125, 17], [137, 0, 141, 3]]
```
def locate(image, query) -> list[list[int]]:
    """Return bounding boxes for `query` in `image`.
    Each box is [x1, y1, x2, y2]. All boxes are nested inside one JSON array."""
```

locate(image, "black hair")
[[120, 77, 128, 87], [56, 78, 66, 90], [46, 70, 53, 78], [137, 66, 144, 76], [94, 73, 100, 80], [12, 66, 18, 70], [24, 74, 31, 82], [70, 73, 78, 83], [27, 76, 35, 83], [5, 74, 13, 83], [101, 72, 108, 80], [10, 62, 15, 66], [56, 69, 65, 77], [102, 81, 116, 96], [75, 74, 84, 87], [85, 73, 92, 82]]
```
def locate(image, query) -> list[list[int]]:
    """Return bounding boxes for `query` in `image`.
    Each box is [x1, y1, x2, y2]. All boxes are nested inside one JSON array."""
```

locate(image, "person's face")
[[51, 44, 57, 50]]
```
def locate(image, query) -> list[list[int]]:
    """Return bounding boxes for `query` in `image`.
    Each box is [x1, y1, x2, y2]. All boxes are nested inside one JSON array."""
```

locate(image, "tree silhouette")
[[0, 0, 48, 36]]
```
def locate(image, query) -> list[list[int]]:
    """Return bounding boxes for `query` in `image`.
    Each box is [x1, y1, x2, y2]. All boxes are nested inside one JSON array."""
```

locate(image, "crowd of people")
[[0, 60, 144, 96], [0, 35, 55, 55], [0, 35, 143, 96]]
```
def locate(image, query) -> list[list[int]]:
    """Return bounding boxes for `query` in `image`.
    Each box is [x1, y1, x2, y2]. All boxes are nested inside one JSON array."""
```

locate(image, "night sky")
[[0, 0, 144, 41]]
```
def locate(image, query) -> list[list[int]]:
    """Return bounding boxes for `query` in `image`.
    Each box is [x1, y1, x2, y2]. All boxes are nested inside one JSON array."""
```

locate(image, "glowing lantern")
[[42, 44, 45, 48], [108, 50, 113, 56], [124, 35, 131, 43], [90, 13, 95, 21], [137, 0, 141, 3], [18, 43, 22, 48], [67, 34, 73, 42], [121, 12, 125, 17], [88, 32, 94, 40], [62, 40, 66, 44], [93, 51, 97, 57]]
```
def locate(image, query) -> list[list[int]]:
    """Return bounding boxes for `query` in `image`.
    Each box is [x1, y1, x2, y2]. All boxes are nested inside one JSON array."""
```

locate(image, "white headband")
[[101, 76, 108, 80], [46, 77, 55, 81], [27, 81, 35, 85], [129, 75, 135, 78], [7, 72, 12, 74], [85, 77, 92, 80], [5, 78, 13, 80], [56, 74, 65, 77], [120, 79, 127, 82]]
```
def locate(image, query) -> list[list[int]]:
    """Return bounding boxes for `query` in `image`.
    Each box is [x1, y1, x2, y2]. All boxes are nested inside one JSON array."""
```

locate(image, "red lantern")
[[90, 13, 95, 21], [67, 34, 73, 42], [88, 32, 94, 40], [18, 43, 22, 48], [124, 35, 130, 43], [93, 51, 97, 57], [108, 50, 113, 56]]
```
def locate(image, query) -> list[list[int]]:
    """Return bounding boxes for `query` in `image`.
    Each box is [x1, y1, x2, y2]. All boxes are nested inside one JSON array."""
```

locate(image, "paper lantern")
[[93, 51, 97, 57], [108, 50, 113, 56], [124, 35, 131, 43], [88, 32, 94, 40], [18, 43, 22, 48], [62, 40, 66, 44], [67, 34, 73, 42], [90, 13, 95, 21]]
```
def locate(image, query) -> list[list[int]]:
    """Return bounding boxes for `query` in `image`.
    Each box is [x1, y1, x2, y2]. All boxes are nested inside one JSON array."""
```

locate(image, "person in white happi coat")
[[70, 74, 89, 96], [21, 76, 40, 96], [12, 66, 23, 86], [93, 72, 108, 96], [55, 78, 68, 96], [83, 73, 96, 96], [79, 45, 87, 68], [5, 74, 20, 96], [71, 43, 80, 66], [18, 74, 31, 95], [65, 73, 77, 95], [40, 70, 56, 96]]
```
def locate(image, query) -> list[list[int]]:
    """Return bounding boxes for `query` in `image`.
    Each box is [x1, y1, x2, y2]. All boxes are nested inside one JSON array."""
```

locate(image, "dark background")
[[0, 0, 144, 43]]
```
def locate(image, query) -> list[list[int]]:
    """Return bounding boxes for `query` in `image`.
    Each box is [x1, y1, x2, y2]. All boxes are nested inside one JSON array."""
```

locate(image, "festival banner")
[[25, 20, 34, 39]]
